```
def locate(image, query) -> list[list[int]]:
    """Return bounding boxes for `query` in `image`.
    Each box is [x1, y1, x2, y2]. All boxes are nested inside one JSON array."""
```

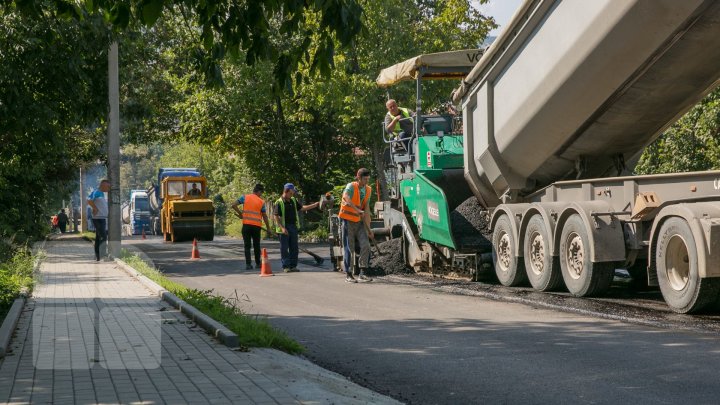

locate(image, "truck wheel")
[[523, 215, 562, 291], [492, 214, 526, 286], [559, 214, 614, 297], [656, 217, 720, 314]]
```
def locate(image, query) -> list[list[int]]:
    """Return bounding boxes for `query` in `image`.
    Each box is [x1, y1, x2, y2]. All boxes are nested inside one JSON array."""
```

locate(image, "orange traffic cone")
[[141, 229, 147, 240], [259, 248, 273, 277], [191, 238, 201, 260]]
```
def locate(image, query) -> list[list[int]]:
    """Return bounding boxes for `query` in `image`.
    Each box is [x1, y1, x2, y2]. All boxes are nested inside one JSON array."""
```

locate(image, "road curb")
[[0, 295, 26, 359], [114, 258, 240, 348], [1, 242, 45, 359]]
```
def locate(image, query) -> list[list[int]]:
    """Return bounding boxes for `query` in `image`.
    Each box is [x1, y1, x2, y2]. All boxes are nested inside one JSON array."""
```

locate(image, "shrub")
[[0, 246, 35, 318]]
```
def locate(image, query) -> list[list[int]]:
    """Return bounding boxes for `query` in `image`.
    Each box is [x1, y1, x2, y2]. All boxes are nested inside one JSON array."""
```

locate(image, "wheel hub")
[[665, 234, 690, 291], [565, 233, 584, 280], [529, 232, 544, 276], [497, 233, 511, 272]]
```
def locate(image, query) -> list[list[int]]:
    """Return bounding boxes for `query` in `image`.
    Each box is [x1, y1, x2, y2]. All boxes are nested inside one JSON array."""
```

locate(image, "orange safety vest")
[[339, 182, 371, 222], [242, 193, 265, 227]]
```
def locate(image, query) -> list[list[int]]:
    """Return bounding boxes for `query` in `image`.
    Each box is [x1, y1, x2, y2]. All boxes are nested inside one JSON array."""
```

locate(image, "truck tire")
[[523, 215, 563, 291], [559, 214, 614, 297], [492, 214, 526, 286], [656, 217, 720, 314]]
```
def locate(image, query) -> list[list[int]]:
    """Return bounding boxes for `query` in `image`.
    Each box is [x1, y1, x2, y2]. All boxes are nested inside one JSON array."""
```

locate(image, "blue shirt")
[[88, 189, 108, 219]]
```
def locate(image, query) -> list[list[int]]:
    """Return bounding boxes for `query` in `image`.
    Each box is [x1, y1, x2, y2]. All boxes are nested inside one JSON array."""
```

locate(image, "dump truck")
[[376, 0, 720, 314], [121, 190, 151, 236], [147, 168, 214, 242]]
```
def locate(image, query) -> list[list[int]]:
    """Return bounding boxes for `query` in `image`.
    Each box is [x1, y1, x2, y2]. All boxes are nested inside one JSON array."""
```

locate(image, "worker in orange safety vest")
[[232, 183, 273, 270], [339, 168, 374, 283]]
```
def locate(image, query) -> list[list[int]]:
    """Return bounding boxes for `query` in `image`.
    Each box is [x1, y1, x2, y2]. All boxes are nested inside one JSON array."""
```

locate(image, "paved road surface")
[[129, 236, 720, 404]]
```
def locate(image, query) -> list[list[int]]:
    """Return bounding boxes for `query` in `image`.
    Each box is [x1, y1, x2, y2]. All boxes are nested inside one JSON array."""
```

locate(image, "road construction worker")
[[274, 183, 319, 273], [187, 182, 202, 197], [339, 168, 374, 283], [232, 183, 272, 270], [385, 99, 414, 153], [87, 179, 110, 261]]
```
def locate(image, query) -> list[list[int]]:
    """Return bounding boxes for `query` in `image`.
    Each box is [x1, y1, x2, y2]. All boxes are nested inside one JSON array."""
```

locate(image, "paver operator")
[[385, 99, 414, 153]]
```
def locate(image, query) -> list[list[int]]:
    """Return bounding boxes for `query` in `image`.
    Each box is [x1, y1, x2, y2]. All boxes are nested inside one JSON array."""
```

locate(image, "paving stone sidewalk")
[[0, 236, 400, 405]]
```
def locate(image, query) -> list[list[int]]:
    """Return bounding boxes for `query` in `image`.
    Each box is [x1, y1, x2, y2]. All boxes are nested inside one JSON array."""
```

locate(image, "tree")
[[4, 0, 364, 90], [635, 88, 720, 174], [0, 12, 111, 240]]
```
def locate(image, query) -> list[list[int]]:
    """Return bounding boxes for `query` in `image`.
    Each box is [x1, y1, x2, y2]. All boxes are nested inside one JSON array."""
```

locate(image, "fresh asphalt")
[[127, 235, 720, 405]]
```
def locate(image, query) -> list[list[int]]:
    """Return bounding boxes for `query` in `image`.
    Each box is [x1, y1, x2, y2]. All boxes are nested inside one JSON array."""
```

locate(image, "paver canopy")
[[375, 49, 484, 88]]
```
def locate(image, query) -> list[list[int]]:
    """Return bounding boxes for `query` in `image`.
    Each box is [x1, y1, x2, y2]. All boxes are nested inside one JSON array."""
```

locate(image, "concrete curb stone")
[[0, 296, 26, 359], [114, 258, 240, 348], [0, 240, 45, 359]]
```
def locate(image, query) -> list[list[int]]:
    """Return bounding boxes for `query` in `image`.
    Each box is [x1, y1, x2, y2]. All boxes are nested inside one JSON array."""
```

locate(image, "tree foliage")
[[3, 0, 364, 89], [635, 88, 720, 174], [164, 0, 496, 200], [0, 12, 111, 241]]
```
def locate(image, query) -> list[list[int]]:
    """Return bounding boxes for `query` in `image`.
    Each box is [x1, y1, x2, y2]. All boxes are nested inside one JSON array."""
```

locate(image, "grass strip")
[[119, 249, 304, 354], [0, 248, 36, 323]]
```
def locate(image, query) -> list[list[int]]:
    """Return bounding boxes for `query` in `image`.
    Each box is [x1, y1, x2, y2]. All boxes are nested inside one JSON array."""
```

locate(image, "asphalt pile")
[[450, 197, 492, 252], [368, 237, 411, 276]]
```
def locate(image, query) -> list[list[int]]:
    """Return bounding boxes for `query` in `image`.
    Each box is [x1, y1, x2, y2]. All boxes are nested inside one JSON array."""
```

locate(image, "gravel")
[[368, 238, 411, 276], [450, 197, 492, 252]]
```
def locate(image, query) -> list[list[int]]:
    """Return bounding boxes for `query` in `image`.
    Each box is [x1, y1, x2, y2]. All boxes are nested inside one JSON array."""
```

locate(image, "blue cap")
[[284, 183, 296, 191]]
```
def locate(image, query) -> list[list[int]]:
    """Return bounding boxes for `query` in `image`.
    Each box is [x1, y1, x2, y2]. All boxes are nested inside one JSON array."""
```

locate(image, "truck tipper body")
[[377, 0, 720, 313]]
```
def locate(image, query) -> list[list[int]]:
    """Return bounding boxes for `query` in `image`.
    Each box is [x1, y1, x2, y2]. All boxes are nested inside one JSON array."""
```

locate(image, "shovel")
[[364, 222, 383, 257], [259, 226, 324, 265]]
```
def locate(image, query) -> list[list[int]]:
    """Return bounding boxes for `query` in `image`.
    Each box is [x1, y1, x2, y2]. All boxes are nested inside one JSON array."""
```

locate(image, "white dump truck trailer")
[[451, 0, 720, 313]]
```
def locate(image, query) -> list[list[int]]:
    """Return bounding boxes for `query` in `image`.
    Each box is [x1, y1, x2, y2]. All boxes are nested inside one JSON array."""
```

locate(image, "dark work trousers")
[[399, 131, 413, 155], [242, 224, 262, 266], [342, 219, 370, 275], [58, 223, 67, 233], [279, 224, 299, 269], [92, 218, 107, 261]]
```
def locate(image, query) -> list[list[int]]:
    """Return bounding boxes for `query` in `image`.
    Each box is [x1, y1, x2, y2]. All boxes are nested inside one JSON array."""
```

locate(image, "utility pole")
[[107, 41, 121, 257], [80, 167, 87, 232]]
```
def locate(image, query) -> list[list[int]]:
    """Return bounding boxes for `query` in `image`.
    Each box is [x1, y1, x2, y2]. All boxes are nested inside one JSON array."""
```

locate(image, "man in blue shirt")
[[87, 179, 110, 261]]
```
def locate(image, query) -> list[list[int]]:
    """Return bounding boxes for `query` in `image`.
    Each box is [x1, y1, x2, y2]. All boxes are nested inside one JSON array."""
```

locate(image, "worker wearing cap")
[[274, 183, 319, 272], [232, 183, 272, 270], [339, 168, 374, 283]]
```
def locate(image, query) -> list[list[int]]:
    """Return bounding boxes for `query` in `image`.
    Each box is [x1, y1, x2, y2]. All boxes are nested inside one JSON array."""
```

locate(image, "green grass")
[[80, 231, 95, 241], [0, 247, 37, 323], [119, 249, 304, 354]]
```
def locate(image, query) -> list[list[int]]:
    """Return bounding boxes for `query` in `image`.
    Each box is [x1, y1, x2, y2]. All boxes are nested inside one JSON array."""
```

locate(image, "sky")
[[476, 0, 525, 36]]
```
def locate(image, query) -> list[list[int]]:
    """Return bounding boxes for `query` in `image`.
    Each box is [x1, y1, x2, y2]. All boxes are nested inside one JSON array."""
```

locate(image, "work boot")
[[288, 267, 299, 272], [245, 263, 254, 270], [358, 270, 372, 282], [345, 274, 357, 283], [283, 267, 291, 273]]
